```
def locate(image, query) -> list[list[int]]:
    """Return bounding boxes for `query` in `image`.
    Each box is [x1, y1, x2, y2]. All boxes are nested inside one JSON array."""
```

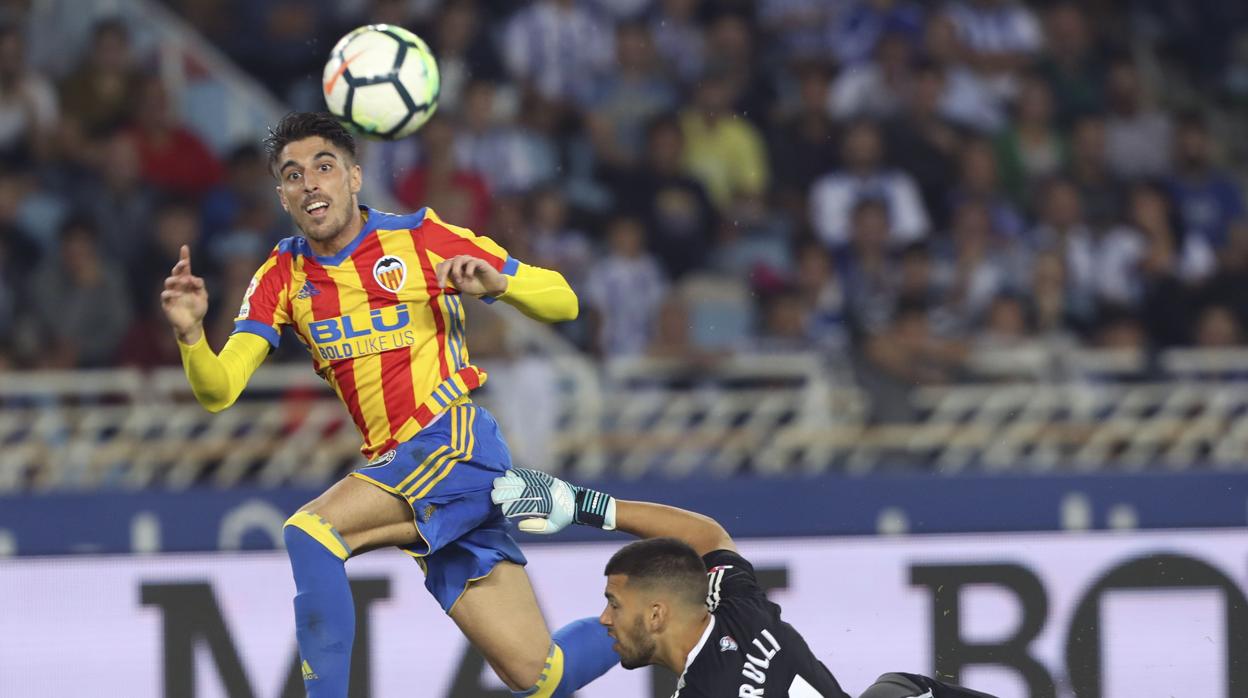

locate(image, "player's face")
[[275, 136, 362, 242], [601, 576, 658, 670]]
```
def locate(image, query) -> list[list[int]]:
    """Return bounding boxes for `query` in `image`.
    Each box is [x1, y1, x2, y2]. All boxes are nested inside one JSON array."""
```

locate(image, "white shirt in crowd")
[[586, 254, 669, 357], [809, 171, 930, 247]]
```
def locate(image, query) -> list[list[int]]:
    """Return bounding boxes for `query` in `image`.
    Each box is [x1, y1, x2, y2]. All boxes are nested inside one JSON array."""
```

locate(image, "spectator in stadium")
[[862, 298, 968, 420], [1192, 304, 1243, 348], [1166, 111, 1246, 252], [703, 11, 777, 127], [124, 75, 224, 198], [830, 32, 916, 121], [885, 59, 964, 231], [993, 74, 1068, 208], [793, 239, 850, 351], [453, 80, 559, 196], [426, 0, 503, 114], [679, 70, 771, 213], [585, 20, 679, 174], [920, 12, 1005, 133], [586, 215, 668, 357], [611, 114, 716, 280], [1035, 2, 1106, 126], [973, 292, 1035, 352], [944, 198, 1027, 326], [75, 130, 158, 269], [754, 287, 813, 354], [768, 60, 840, 219], [0, 21, 59, 165], [948, 138, 1025, 241], [397, 116, 491, 233], [132, 198, 205, 315], [1066, 114, 1124, 229], [810, 120, 929, 248], [839, 198, 898, 335], [230, 0, 332, 109], [501, 0, 614, 107], [29, 217, 133, 368], [1103, 56, 1173, 180], [759, 0, 846, 62], [525, 185, 592, 292], [944, 0, 1044, 99], [831, 0, 925, 68], [1201, 221, 1248, 332], [1029, 248, 1092, 340], [648, 0, 705, 85], [201, 144, 279, 242], [57, 18, 143, 141]]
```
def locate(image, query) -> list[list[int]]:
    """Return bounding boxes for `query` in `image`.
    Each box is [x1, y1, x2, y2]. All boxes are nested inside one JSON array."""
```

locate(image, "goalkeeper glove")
[[491, 467, 616, 535]]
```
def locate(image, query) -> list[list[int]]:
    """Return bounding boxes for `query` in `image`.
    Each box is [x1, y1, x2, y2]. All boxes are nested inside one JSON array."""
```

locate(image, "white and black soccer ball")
[[322, 24, 440, 140]]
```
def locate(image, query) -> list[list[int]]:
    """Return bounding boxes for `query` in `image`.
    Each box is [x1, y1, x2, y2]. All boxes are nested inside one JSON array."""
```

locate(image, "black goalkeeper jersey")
[[671, 549, 851, 698]]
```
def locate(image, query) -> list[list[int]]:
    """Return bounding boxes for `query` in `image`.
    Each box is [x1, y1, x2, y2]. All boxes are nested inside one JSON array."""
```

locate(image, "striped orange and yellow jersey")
[[233, 206, 516, 459]]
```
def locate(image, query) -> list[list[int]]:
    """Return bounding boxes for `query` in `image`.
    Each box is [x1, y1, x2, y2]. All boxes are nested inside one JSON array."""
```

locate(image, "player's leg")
[[284, 475, 420, 698], [449, 559, 619, 697], [859, 673, 1000, 698]]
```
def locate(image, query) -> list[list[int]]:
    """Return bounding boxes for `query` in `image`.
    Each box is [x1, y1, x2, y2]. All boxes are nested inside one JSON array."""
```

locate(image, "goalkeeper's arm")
[[492, 469, 735, 556]]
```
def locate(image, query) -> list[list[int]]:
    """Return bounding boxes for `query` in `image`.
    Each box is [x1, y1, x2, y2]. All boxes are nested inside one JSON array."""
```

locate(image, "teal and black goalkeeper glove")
[[491, 467, 616, 534]]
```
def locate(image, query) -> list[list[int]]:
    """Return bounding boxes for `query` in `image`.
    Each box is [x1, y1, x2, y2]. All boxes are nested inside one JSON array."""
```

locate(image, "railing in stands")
[[3, 347, 1248, 491]]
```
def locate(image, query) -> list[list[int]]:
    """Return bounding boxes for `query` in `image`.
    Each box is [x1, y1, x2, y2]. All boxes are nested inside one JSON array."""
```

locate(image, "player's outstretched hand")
[[161, 245, 209, 343], [492, 467, 617, 534], [436, 255, 507, 298]]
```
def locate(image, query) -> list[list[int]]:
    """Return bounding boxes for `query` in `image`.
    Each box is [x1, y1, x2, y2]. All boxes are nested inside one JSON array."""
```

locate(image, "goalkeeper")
[[492, 468, 998, 698]]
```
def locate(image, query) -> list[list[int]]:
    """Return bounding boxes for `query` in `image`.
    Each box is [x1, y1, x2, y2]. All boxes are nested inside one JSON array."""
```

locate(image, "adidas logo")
[[302, 659, 319, 680], [296, 280, 321, 300]]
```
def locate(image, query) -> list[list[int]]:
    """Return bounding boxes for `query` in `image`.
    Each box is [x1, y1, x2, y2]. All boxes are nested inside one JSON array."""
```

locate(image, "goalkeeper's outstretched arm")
[[492, 468, 735, 556]]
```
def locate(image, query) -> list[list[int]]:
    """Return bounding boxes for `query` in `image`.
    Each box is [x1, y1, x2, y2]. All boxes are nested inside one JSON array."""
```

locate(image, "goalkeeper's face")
[[275, 136, 363, 243], [602, 576, 659, 670]]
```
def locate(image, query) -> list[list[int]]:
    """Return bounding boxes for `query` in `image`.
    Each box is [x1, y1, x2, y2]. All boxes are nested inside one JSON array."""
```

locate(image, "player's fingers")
[[435, 260, 450, 288], [518, 518, 551, 534], [450, 256, 471, 284], [181, 245, 191, 274], [190, 276, 205, 291]]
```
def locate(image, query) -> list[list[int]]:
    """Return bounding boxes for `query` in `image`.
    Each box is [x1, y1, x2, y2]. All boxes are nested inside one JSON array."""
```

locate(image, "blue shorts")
[[350, 402, 526, 613]]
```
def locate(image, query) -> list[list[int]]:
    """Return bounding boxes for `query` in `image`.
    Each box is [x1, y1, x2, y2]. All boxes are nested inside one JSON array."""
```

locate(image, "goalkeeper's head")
[[600, 537, 708, 670]]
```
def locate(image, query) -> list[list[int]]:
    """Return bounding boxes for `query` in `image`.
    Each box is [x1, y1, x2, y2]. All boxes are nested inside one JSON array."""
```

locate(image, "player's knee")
[[495, 652, 548, 692], [284, 510, 352, 561], [495, 643, 557, 694]]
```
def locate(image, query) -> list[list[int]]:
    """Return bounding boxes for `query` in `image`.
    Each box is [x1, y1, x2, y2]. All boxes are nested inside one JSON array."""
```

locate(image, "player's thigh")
[[299, 475, 419, 554], [449, 560, 552, 690]]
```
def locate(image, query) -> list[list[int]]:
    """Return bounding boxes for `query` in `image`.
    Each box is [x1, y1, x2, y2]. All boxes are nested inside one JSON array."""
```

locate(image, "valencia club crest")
[[373, 255, 407, 293]]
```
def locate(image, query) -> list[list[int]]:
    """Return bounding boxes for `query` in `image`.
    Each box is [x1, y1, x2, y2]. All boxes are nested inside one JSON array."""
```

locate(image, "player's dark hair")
[[605, 538, 707, 609], [263, 112, 357, 176]]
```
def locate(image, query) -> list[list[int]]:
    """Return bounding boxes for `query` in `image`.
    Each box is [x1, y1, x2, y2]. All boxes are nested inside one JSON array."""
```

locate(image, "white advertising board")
[[2, 529, 1246, 697]]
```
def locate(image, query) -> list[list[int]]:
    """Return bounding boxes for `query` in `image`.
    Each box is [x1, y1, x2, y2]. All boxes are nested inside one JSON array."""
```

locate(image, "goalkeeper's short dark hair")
[[605, 538, 707, 609]]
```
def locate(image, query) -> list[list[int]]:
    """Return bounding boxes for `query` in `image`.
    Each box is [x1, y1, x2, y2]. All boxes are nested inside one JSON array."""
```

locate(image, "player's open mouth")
[[305, 201, 330, 218]]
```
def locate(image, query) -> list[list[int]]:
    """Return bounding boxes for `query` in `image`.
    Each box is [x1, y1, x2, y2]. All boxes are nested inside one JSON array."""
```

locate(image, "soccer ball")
[[322, 24, 440, 140]]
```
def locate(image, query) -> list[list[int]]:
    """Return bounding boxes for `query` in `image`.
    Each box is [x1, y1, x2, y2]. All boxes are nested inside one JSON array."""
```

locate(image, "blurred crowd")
[[2, 0, 1248, 398]]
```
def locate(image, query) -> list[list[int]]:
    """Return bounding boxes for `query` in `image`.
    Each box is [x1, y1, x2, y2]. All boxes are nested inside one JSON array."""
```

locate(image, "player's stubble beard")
[[617, 615, 657, 670], [298, 194, 357, 247]]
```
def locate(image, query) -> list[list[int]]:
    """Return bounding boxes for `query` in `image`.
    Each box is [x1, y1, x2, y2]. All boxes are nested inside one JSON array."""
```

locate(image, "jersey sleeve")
[[232, 245, 292, 349], [702, 549, 768, 611], [420, 207, 518, 276]]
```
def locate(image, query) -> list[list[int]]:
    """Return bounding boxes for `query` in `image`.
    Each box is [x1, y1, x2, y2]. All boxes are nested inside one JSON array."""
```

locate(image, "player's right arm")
[[490, 468, 735, 556], [161, 245, 271, 412]]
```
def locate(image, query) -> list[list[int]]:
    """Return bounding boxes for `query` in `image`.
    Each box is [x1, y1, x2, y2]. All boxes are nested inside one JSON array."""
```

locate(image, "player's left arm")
[[436, 255, 578, 323]]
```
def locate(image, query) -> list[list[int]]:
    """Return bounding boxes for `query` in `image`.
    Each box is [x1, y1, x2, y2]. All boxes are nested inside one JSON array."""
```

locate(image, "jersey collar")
[[309, 205, 380, 266], [674, 614, 716, 694]]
